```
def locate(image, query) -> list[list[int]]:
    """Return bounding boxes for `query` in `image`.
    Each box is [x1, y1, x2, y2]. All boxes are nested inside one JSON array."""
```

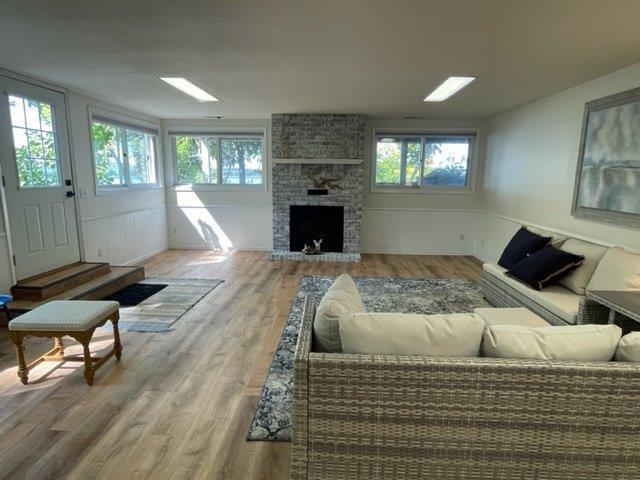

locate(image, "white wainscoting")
[[361, 208, 479, 255], [81, 205, 168, 265], [471, 211, 630, 264], [167, 204, 272, 251]]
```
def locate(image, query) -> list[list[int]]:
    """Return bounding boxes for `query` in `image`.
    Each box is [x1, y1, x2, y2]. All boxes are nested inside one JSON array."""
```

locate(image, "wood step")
[[7, 266, 145, 315], [11, 262, 112, 301]]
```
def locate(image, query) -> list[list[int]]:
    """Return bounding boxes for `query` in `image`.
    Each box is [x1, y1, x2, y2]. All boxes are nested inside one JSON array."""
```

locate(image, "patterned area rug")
[[114, 277, 223, 332], [246, 275, 490, 442]]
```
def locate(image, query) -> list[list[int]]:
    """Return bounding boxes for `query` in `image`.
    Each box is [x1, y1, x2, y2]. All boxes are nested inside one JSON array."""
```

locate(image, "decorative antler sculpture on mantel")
[[304, 167, 342, 190]]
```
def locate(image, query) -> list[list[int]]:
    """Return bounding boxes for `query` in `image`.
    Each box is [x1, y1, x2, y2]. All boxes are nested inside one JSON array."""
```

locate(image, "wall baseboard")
[[168, 243, 272, 252], [123, 246, 170, 266]]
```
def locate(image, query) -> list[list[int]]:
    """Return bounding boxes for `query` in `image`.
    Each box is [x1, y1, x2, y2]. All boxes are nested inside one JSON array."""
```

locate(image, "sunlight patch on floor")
[[0, 337, 116, 395]]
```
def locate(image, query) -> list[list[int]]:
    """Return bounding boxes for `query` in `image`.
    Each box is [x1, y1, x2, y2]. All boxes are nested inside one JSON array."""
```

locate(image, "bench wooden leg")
[[82, 342, 94, 386], [55, 337, 64, 355], [10, 332, 28, 385], [112, 319, 122, 360]]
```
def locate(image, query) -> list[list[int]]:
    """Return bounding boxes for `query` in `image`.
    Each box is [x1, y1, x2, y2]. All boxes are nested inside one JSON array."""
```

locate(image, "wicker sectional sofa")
[[292, 294, 640, 480], [481, 265, 610, 325]]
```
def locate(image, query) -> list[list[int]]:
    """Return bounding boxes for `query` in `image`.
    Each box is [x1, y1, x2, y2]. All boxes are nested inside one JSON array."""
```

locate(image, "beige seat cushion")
[[313, 274, 365, 352], [525, 225, 568, 247], [8, 300, 120, 331], [615, 332, 640, 362], [558, 239, 608, 295], [474, 307, 549, 327], [482, 324, 621, 361], [339, 312, 485, 356], [483, 263, 580, 324], [587, 246, 640, 292]]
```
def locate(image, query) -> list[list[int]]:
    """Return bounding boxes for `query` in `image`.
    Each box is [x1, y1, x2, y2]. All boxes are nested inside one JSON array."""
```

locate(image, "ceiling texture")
[[1, 0, 640, 120]]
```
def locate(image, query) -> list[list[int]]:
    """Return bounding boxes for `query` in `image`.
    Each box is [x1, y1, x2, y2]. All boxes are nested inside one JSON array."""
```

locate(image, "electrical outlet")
[[97, 248, 103, 257], [171, 227, 177, 235], [459, 234, 466, 241], [480, 237, 485, 246]]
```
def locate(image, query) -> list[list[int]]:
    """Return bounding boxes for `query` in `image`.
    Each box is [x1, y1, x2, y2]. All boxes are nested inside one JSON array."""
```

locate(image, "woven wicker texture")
[[481, 270, 610, 326], [292, 294, 640, 480]]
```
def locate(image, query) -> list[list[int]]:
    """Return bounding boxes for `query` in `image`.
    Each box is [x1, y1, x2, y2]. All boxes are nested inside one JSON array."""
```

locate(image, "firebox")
[[289, 205, 344, 253]]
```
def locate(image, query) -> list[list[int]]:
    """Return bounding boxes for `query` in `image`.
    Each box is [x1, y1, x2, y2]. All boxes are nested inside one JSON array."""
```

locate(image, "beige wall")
[[479, 61, 640, 262]]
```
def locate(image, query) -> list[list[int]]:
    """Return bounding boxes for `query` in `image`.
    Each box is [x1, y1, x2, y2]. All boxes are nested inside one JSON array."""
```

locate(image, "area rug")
[[246, 275, 490, 442], [104, 283, 168, 306], [113, 277, 223, 332]]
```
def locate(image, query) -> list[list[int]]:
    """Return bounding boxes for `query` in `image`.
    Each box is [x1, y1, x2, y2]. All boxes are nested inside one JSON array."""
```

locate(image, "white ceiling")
[[1, 0, 640, 120]]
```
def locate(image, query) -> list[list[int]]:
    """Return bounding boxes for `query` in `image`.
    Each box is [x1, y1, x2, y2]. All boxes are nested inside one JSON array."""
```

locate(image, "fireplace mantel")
[[273, 158, 363, 165]]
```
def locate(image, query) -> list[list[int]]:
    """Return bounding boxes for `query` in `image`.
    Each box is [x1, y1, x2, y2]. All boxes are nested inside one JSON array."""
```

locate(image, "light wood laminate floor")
[[0, 250, 482, 480]]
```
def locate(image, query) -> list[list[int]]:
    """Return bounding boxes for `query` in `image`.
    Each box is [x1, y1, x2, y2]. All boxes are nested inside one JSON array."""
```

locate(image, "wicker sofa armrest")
[[292, 294, 316, 480]]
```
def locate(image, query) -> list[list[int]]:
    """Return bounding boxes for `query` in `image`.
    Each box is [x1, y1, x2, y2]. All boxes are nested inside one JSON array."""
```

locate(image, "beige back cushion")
[[482, 324, 621, 361], [525, 225, 568, 247], [313, 274, 365, 352], [473, 307, 549, 328], [616, 332, 640, 362], [339, 312, 485, 356], [587, 246, 640, 292], [558, 239, 609, 295]]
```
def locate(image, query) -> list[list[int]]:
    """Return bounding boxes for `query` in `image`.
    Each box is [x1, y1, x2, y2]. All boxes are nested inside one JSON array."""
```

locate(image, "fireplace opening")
[[290, 205, 344, 253]]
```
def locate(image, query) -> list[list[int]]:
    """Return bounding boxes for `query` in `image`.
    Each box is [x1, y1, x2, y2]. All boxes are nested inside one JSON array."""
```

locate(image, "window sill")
[[170, 184, 267, 193], [96, 184, 163, 196], [371, 185, 476, 195]]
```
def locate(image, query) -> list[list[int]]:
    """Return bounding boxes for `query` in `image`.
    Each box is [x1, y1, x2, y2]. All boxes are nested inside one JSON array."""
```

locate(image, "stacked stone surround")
[[272, 114, 366, 160], [271, 114, 366, 260]]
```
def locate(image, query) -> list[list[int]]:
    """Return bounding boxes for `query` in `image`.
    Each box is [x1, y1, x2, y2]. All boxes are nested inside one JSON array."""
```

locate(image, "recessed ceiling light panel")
[[158, 77, 219, 102], [424, 76, 475, 102]]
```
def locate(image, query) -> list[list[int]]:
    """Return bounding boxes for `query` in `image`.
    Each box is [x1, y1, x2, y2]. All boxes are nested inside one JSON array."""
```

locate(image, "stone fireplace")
[[270, 114, 365, 262]]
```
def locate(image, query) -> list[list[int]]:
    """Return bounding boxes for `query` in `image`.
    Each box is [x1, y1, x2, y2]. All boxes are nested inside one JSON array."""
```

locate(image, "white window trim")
[[370, 127, 480, 195], [88, 106, 162, 196], [166, 126, 268, 192]]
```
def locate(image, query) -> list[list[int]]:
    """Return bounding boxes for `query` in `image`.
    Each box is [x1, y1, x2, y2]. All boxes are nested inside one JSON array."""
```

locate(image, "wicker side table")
[[586, 290, 640, 334]]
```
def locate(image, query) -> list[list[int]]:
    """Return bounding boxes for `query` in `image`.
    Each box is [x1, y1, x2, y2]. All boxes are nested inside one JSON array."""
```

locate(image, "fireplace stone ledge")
[[270, 251, 361, 262]]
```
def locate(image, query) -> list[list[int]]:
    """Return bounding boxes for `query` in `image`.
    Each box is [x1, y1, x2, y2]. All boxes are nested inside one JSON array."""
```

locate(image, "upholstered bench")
[[8, 300, 121, 385]]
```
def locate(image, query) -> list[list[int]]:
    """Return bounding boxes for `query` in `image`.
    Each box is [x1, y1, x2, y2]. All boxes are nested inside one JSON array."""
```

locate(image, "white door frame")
[[0, 67, 82, 284]]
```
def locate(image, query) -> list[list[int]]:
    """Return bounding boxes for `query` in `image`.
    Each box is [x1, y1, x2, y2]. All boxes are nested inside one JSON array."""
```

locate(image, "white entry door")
[[0, 75, 80, 280]]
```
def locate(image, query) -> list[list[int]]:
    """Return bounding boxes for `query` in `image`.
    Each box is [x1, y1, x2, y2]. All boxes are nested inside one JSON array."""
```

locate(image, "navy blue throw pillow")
[[497, 227, 551, 269], [507, 245, 584, 291]]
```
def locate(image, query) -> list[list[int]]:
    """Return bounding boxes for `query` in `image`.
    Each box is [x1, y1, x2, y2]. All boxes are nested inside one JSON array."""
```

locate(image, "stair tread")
[[14, 262, 110, 289], [9, 266, 144, 311]]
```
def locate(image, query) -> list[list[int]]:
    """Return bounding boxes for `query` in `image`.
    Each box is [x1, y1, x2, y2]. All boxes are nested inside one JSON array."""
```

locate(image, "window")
[[7, 94, 60, 188], [171, 133, 264, 186], [374, 133, 475, 190], [90, 115, 158, 189]]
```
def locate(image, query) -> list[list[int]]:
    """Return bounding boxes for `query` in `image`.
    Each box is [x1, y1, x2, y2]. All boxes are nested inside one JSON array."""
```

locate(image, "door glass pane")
[[220, 137, 263, 185], [422, 137, 471, 187], [91, 121, 125, 186], [7, 95, 61, 187], [375, 136, 421, 185], [126, 129, 156, 185]]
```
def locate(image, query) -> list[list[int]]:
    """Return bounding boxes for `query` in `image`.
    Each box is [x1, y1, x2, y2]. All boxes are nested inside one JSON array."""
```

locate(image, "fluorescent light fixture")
[[158, 77, 219, 102], [424, 76, 475, 102]]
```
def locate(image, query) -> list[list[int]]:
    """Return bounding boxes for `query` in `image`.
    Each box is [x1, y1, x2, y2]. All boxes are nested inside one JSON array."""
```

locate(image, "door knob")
[[65, 191, 75, 198]]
